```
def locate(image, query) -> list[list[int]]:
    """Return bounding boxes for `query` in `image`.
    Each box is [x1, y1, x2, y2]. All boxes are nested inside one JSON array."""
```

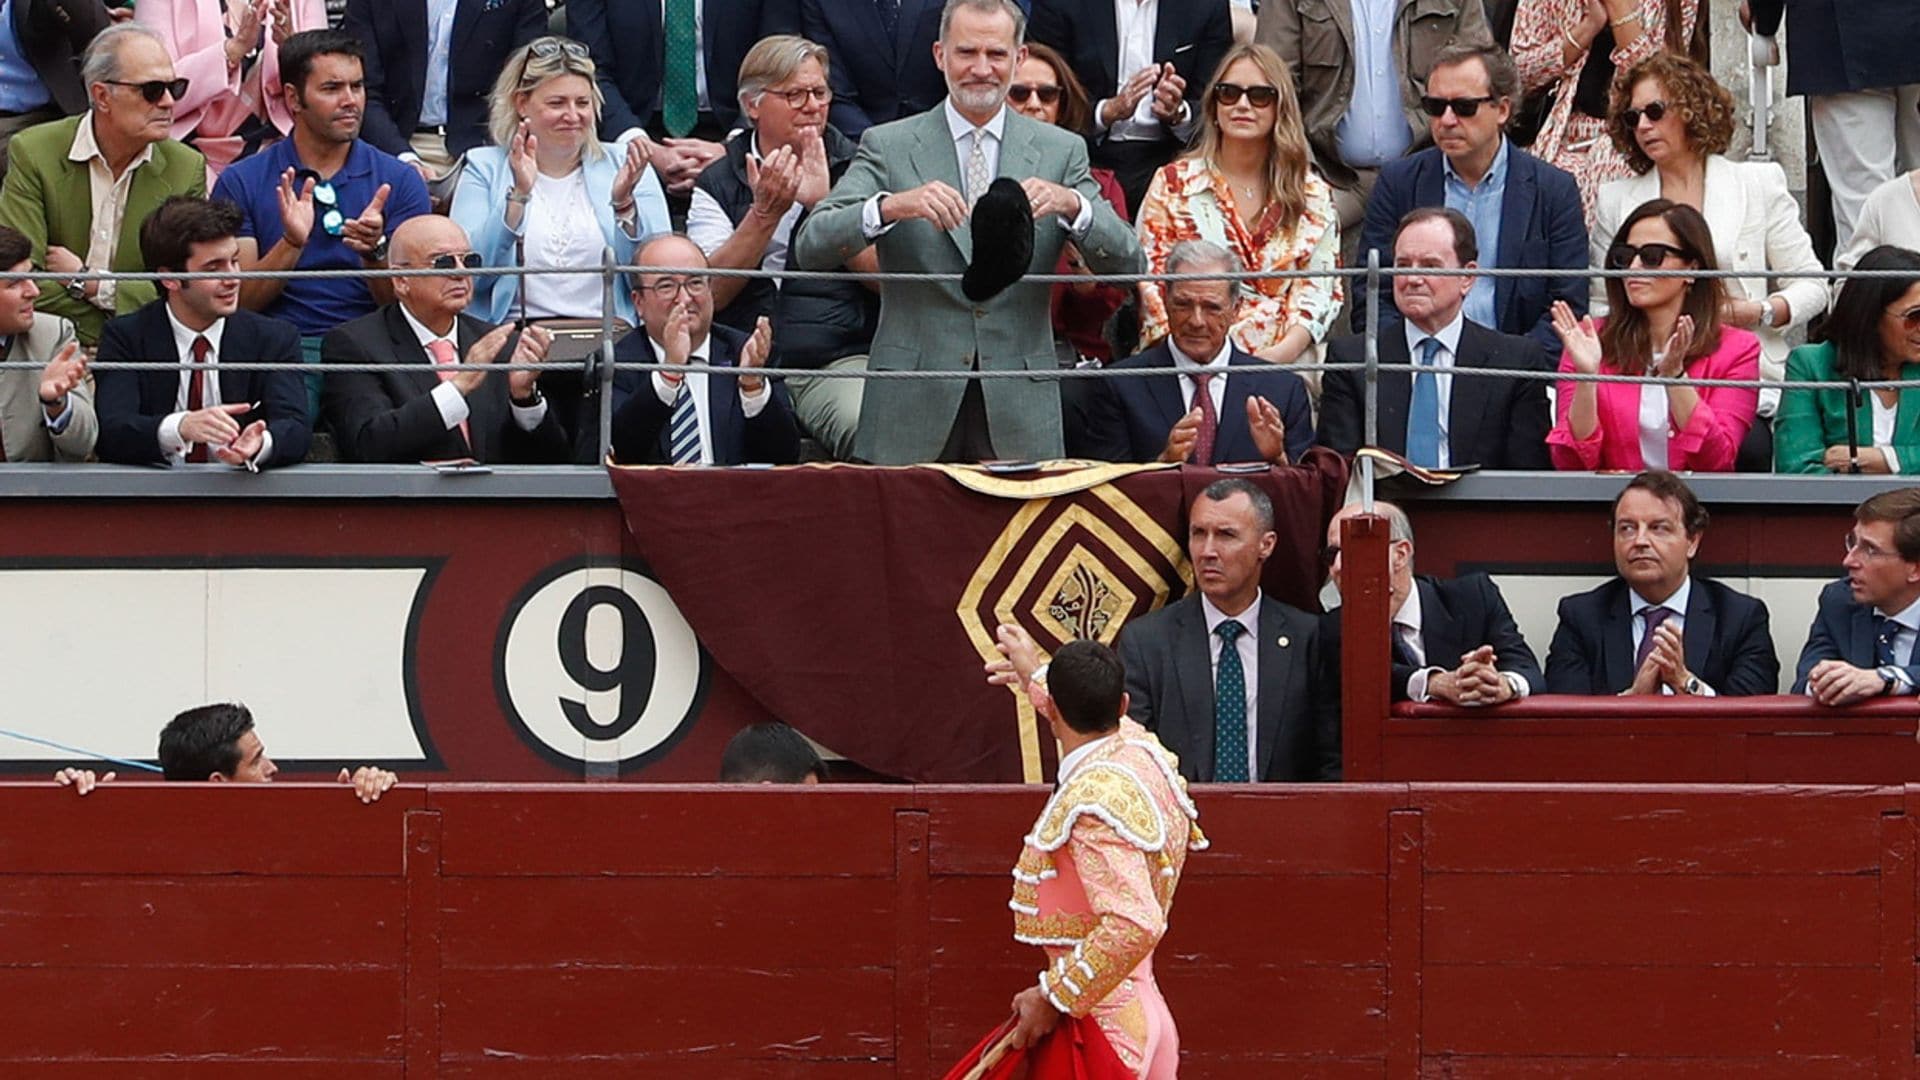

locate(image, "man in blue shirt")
[[212, 29, 430, 378], [0, 0, 112, 178], [1354, 44, 1587, 364]]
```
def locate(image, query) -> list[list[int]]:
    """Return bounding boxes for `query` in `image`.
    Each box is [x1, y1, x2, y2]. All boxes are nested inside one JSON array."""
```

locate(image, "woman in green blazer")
[[1775, 245, 1920, 474]]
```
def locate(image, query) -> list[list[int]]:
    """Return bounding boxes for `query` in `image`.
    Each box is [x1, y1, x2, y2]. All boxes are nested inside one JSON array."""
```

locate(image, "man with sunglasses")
[[320, 214, 569, 465], [0, 22, 205, 347], [1795, 488, 1920, 707], [1354, 44, 1586, 364]]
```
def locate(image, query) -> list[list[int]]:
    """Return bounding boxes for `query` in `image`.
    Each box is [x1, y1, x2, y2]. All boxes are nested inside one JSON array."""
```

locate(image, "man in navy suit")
[[1118, 478, 1340, 782], [1795, 488, 1920, 705], [321, 215, 572, 464], [1080, 239, 1311, 465], [1324, 499, 1541, 704], [569, 0, 800, 197], [342, 0, 546, 177], [600, 234, 800, 466], [800, 0, 945, 141], [1352, 44, 1586, 363], [1546, 472, 1779, 697], [1321, 208, 1549, 469], [94, 197, 311, 469]]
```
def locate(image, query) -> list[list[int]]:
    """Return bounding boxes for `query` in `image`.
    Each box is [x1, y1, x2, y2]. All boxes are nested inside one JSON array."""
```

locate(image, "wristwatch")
[[1681, 675, 1703, 696], [511, 385, 544, 408], [64, 278, 87, 301], [367, 235, 390, 264], [1878, 665, 1902, 695]]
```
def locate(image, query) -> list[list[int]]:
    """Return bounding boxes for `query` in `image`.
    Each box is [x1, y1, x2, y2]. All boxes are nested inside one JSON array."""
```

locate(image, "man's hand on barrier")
[[987, 623, 1046, 690], [53, 767, 114, 796], [342, 184, 392, 258], [1825, 445, 1891, 474], [37, 340, 86, 418], [1807, 659, 1888, 707], [737, 316, 771, 396], [339, 766, 398, 804], [1438, 645, 1514, 707], [880, 181, 969, 231], [1159, 407, 1201, 463], [506, 324, 552, 401], [1247, 394, 1289, 464], [213, 419, 267, 467], [179, 401, 252, 448], [275, 168, 317, 250], [1020, 177, 1080, 221]]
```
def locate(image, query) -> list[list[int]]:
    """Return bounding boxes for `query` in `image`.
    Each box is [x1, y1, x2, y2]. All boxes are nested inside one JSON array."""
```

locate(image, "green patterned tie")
[[1214, 620, 1250, 782], [661, 0, 698, 137]]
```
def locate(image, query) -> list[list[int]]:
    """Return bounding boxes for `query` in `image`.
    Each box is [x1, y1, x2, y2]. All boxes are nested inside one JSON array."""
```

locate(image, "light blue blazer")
[[449, 143, 671, 327]]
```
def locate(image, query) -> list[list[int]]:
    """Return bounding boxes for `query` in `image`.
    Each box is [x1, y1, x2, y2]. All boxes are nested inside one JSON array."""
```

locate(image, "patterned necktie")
[[668, 379, 701, 465], [1189, 371, 1217, 465], [1633, 605, 1674, 671], [963, 127, 991, 207], [1877, 616, 1902, 667], [1392, 623, 1420, 668], [1213, 619, 1249, 782], [1406, 336, 1442, 467], [874, 0, 898, 37], [661, 0, 698, 137], [186, 335, 212, 463], [426, 338, 471, 453]]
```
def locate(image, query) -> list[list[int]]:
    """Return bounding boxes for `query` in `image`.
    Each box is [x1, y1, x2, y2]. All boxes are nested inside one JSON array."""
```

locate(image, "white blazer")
[[1591, 154, 1829, 412]]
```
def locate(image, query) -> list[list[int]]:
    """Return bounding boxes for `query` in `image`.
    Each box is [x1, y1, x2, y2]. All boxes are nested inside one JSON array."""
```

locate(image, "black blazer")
[[1352, 143, 1589, 363], [319, 305, 571, 464], [1792, 578, 1920, 692], [569, 0, 799, 141], [1343, 573, 1543, 702], [1749, 0, 1920, 98], [1319, 318, 1551, 470], [800, 0, 943, 140], [601, 322, 801, 466], [93, 302, 312, 468], [1118, 592, 1341, 782], [1080, 341, 1314, 464], [1545, 576, 1780, 696], [343, 0, 547, 159], [1027, 0, 1232, 139], [12, 0, 111, 115]]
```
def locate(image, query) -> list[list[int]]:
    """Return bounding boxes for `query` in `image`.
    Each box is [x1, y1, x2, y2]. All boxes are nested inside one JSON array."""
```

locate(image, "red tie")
[[186, 335, 211, 463], [427, 338, 471, 453], [1190, 371, 1218, 465]]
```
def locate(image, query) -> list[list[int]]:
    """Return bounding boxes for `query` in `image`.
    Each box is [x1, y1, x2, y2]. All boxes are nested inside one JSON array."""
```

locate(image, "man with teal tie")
[[1116, 478, 1342, 783]]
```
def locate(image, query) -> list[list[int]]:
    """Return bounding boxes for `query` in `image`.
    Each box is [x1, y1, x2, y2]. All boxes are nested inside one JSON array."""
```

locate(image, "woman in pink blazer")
[[1548, 198, 1761, 472], [135, 0, 326, 179]]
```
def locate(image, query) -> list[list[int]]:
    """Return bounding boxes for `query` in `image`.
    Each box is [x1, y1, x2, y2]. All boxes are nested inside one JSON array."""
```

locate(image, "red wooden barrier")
[[5, 782, 1917, 1077]]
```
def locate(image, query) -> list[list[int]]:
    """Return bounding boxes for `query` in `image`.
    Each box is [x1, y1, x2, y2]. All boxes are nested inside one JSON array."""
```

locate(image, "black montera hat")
[[962, 177, 1035, 302]]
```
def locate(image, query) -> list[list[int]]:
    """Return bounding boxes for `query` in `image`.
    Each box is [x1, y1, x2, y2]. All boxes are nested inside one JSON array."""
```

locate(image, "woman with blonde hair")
[[1133, 43, 1339, 369]]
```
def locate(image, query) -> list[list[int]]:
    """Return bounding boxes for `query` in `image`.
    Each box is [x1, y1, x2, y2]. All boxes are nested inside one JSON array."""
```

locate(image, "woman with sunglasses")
[[1775, 246, 1920, 474], [1511, 0, 1698, 219], [1134, 43, 1338, 374], [1590, 52, 1825, 469], [137, 0, 326, 180], [1548, 198, 1759, 472], [449, 37, 670, 332]]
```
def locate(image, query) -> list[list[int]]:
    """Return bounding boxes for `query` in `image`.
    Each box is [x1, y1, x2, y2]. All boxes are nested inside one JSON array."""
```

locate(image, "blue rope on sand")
[[0, 727, 164, 773]]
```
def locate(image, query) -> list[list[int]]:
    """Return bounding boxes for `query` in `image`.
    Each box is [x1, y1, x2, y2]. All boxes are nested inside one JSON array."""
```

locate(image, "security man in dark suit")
[[1795, 487, 1920, 705], [1546, 471, 1779, 697], [1324, 499, 1541, 705]]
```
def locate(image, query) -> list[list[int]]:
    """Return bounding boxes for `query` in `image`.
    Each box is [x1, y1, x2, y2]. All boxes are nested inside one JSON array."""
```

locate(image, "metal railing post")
[[597, 247, 617, 466], [1362, 249, 1380, 511]]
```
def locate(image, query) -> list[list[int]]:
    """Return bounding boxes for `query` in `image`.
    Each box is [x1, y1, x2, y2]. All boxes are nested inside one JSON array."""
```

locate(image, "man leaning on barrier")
[[0, 223, 96, 461], [320, 214, 570, 465], [1795, 488, 1920, 707]]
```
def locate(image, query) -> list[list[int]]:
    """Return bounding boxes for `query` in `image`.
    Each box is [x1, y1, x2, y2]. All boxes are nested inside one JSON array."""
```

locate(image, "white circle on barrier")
[[499, 565, 705, 766]]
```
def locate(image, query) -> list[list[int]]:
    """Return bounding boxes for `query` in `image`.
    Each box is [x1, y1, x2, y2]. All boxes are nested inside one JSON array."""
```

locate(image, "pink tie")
[[427, 338, 471, 452]]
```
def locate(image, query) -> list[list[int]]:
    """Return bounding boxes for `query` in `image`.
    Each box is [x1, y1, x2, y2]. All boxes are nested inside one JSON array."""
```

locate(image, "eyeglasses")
[[1212, 82, 1279, 108], [1420, 94, 1498, 118], [1620, 100, 1669, 127], [422, 251, 483, 272], [1885, 305, 1920, 332], [639, 276, 710, 299], [765, 84, 832, 108], [528, 38, 591, 62], [1008, 83, 1062, 106], [103, 77, 190, 104], [1845, 531, 1905, 561], [293, 169, 346, 237], [1604, 241, 1693, 270]]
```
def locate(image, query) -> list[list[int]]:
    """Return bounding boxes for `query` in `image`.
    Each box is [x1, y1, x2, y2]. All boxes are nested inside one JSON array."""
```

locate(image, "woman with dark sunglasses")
[[1547, 198, 1760, 472], [1775, 246, 1920, 474], [1134, 43, 1339, 381], [1591, 52, 1826, 469]]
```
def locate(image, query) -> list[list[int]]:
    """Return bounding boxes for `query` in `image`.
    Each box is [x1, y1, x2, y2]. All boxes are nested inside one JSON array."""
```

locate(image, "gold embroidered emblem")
[[1043, 546, 1133, 644]]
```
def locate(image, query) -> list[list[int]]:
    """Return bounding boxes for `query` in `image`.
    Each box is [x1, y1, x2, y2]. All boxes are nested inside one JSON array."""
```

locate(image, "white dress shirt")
[[1200, 591, 1260, 780], [1393, 583, 1530, 702], [1168, 335, 1231, 416], [158, 308, 273, 468], [397, 304, 548, 436], [1629, 576, 1713, 696], [68, 116, 154, 313], [645, 330, 771, 464], [420, 0, 457, 126], [1875, 593, 1920, 693], [1404, 312, 1464, 469], [1095, 0, 1194, 143], [1872, 394, 1902, 473], [860, 101, 1093, 239]]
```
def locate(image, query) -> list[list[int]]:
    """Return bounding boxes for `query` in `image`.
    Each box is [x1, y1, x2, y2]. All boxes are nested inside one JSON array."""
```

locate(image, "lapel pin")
[[1277, 636, 1290, 648]]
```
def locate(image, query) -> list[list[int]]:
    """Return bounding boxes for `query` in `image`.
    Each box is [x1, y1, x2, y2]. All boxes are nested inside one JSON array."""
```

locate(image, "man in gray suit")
[[0, 224, 95, 461], [791, 0, 1141, 464], [1117, 478, 1341, 782]]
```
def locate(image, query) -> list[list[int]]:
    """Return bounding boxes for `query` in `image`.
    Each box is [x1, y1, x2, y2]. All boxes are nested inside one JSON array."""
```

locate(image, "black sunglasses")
[[1420, 94, 1497, 118], [426, 252, 484, 271], [1212, 82, 1279, 108], [1620, 100, 1669, 127], [104, 77, 190, 104], [1605, 241, 1694, 270], [1008, 83, 1062, 106], [292, 168, 346, 237]]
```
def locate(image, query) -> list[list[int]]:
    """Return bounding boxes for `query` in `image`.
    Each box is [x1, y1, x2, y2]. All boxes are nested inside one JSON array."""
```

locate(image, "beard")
[[949, 79, 1010, 116]]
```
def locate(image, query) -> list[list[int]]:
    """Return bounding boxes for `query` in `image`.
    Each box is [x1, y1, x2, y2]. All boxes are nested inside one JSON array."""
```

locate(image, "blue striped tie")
[[668, 381, 701, 465]]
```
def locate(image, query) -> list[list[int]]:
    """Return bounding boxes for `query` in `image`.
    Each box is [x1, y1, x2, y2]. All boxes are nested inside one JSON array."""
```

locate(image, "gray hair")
[[1374, 500, 1415, 544], [940, 0, 1026, 45], [81, 23, 166, 89], [737, 35, 831, 112], [1163, 238, 1247, 302]]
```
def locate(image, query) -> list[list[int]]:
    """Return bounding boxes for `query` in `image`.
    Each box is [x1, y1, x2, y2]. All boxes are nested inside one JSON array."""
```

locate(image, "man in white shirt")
[[1797, 487, 1920, 705]]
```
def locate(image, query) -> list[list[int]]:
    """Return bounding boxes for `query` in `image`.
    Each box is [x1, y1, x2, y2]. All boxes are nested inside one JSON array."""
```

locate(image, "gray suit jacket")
[[0, 315, 95, 461], [791, 103, 1142, 464]]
